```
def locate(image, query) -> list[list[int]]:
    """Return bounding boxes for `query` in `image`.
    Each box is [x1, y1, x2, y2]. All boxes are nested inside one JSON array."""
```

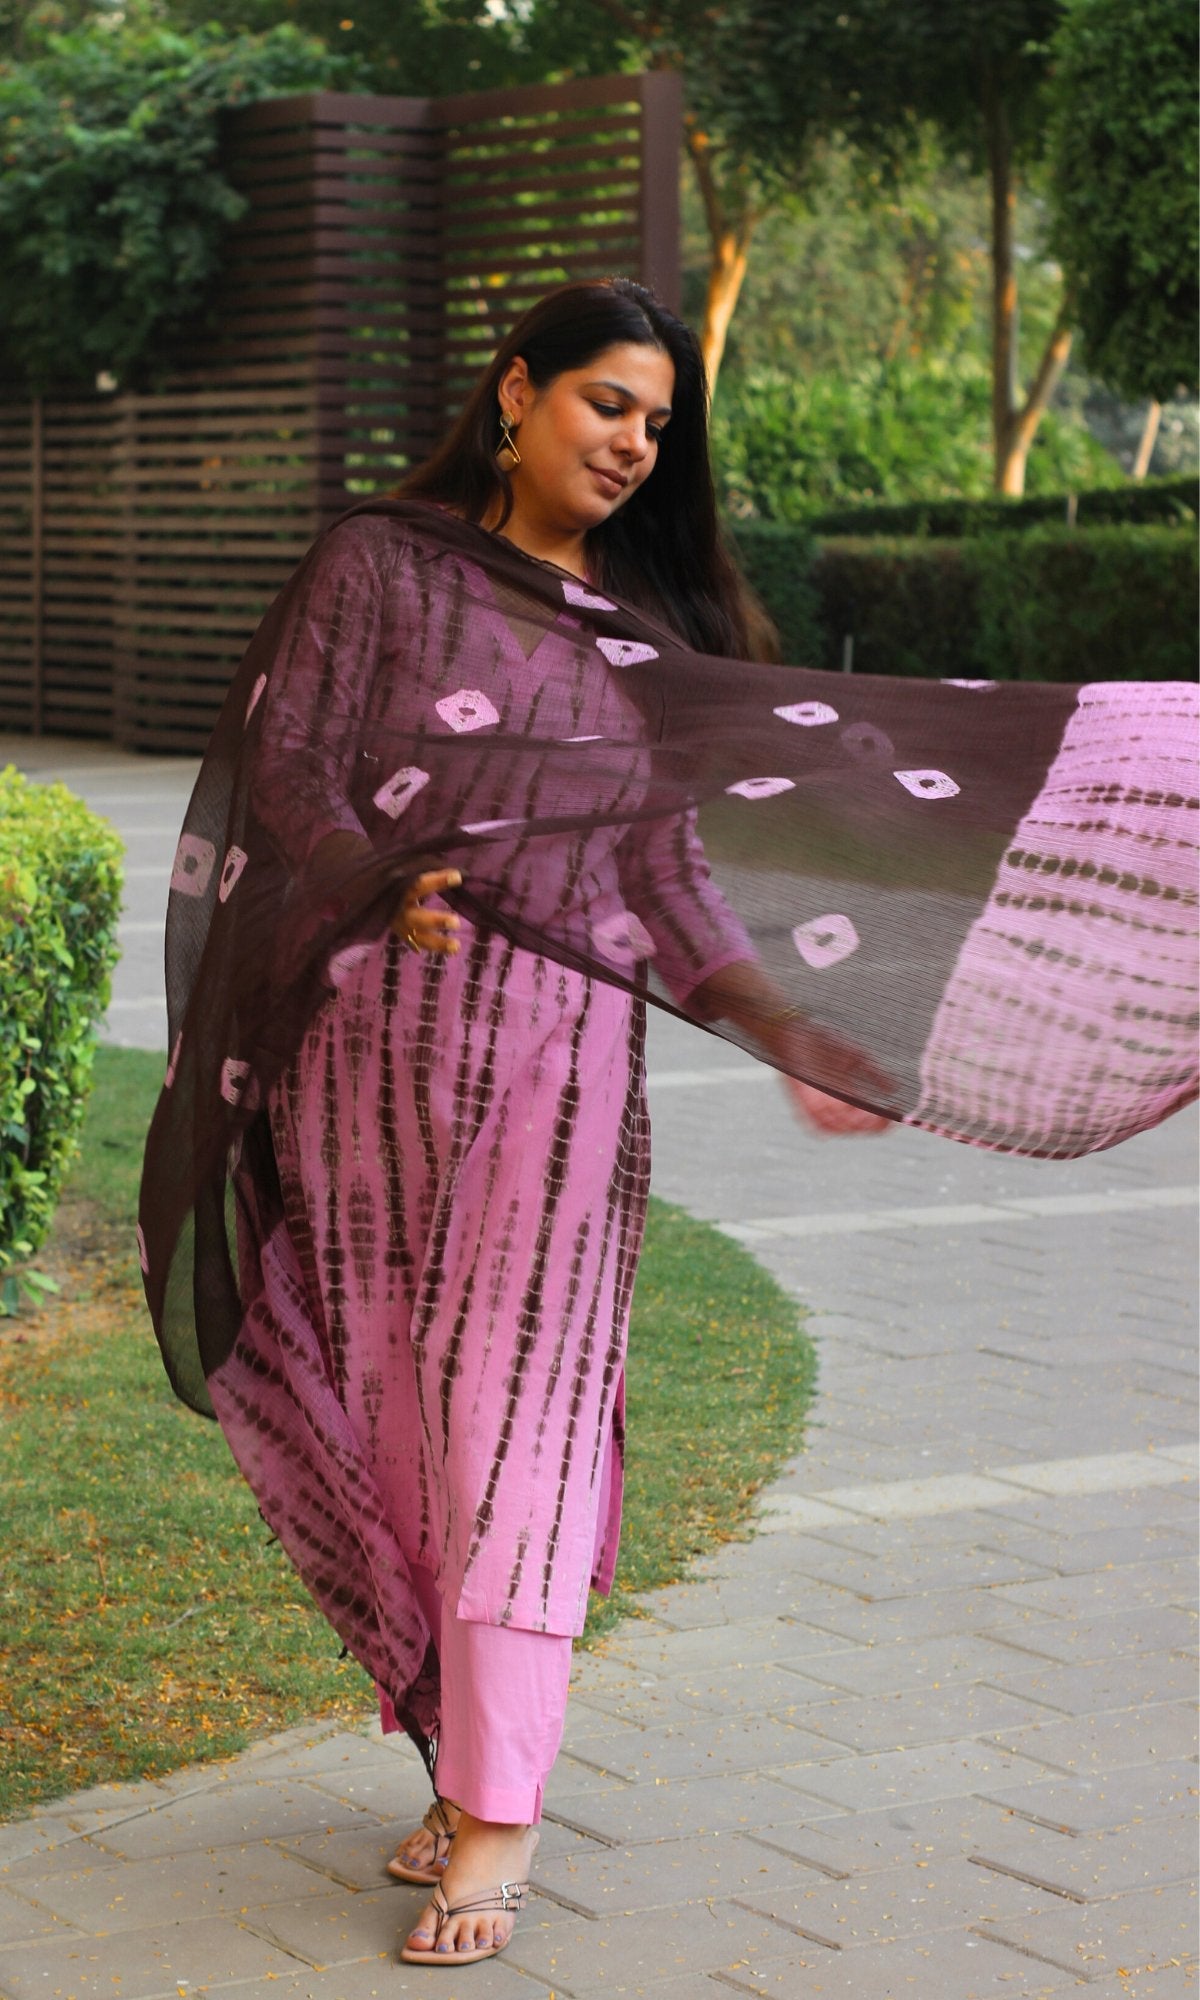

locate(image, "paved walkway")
[[1, 739, 1196, 2000]]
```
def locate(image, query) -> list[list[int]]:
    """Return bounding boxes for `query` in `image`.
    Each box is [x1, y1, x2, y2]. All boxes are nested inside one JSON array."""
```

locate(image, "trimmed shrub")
[[970, 527, 1200, 684], [801, 474, 1198, 540], [806, 527, 1198, 682], [0, 769, 123, 1296], [808, 537, 980, 677], [728, 520, 823, 667]]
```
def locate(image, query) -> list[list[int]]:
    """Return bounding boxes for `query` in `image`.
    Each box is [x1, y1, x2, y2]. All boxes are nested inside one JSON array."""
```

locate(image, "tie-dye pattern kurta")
[[239, 515, 753, 1638], [142, 499, 1196, 1750]]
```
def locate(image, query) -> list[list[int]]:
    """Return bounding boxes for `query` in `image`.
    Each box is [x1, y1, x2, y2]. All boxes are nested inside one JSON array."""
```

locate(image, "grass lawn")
[[1, 1046, 815, 1822]]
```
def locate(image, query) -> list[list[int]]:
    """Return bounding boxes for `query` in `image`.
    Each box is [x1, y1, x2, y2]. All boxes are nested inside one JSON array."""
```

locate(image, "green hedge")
[[732, 519, 1198, 678], [809, 527, 1199, 682], [729, 519, 822, 667], [800, 475, 1198, 540], [0, 769, 123, 1296]]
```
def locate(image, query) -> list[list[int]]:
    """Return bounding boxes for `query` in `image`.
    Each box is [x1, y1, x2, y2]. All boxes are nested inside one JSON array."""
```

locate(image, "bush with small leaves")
[[0, 768, 123, 1308]]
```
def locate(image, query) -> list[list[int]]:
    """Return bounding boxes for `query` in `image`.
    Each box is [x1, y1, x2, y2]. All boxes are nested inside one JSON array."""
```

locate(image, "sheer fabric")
[[139, 498, 1198, 1760]]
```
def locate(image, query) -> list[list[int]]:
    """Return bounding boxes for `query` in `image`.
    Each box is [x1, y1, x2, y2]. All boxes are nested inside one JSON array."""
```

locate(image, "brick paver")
[[1, 739, 1195, 1999]]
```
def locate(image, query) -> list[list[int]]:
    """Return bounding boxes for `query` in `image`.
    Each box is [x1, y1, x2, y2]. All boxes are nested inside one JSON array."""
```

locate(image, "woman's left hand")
[[783, 1076, 892, 1136], [690, 960, 896, 1137]]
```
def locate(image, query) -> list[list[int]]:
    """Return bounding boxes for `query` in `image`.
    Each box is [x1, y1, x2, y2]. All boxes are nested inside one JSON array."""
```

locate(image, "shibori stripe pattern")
[[137, 495, 1198, 1765]]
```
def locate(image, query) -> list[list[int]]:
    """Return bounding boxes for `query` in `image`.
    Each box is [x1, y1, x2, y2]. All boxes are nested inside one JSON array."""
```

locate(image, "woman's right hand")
[[391, 868, 464, 954]]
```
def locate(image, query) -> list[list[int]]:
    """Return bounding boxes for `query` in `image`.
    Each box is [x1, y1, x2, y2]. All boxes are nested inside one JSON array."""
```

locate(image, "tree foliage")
[[725, 0, 1063, 170], [711, 358, 1118, 520], [686, 135, 1004, 376], [1047, 0, 1198, 401], [517, 0, 836, 382], [143, 0, 522, 95], [0, 12, 343, 388], [722, 1, 1072, 491]]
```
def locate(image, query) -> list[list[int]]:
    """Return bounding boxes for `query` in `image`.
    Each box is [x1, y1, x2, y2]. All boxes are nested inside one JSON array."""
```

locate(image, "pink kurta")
[[142, 498, 1197, 1755], [241, 520, 752, 1638]]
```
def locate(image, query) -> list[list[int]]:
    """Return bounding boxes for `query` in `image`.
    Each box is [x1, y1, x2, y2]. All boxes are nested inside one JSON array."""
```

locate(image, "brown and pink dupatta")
[[139, 497, 1197, 1753]]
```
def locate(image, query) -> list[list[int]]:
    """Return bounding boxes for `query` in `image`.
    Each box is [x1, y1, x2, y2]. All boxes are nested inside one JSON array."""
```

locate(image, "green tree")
[[153, 0, 521, 96], [519, 0, 835, 386], [1046, 0, 1198, 480], [728, 1, 1075, 493], [710, 357, 1119, 518], [0, 13, 344, 388], [0, 0, 92, 61], [691, 135, 996, 379]]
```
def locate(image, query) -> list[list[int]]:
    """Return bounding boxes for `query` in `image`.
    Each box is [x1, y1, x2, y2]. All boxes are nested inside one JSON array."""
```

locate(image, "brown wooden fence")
[[0, 71, 681, 753]]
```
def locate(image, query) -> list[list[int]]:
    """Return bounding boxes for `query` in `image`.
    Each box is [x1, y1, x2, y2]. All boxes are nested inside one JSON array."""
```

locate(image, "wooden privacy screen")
[[0, 71, 681, 754]]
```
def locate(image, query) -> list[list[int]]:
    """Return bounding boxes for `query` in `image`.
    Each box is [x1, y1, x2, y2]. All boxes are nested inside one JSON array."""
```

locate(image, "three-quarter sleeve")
[[616, 806, 756, 1007], [251, 519, 396, 869]]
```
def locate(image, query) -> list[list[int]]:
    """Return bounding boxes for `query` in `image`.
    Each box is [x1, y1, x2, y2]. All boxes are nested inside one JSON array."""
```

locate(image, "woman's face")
[[497, 341, 675, 534]]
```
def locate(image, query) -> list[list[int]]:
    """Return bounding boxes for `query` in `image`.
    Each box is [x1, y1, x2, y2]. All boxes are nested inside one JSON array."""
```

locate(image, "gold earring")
[[497, 411, 522, 468]]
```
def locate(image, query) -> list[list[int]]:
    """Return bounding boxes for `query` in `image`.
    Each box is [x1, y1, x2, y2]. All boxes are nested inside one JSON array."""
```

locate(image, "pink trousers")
[[378, 1414, 616, 1821], [379, 1563, 573, 1824]]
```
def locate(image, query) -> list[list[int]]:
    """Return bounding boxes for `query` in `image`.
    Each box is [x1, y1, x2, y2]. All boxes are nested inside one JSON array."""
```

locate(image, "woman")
[[259, 280, 882, 1965], [140, 281, 1196, 1971], [380, 284, 892, 1957]]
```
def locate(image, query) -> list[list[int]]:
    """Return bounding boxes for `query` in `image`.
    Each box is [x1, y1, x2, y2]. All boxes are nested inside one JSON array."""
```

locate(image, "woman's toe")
[[406, 1898, 438, 1946]]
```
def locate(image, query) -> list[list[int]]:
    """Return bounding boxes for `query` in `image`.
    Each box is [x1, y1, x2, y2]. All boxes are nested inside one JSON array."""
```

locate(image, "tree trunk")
[[985, 85, 1073, 496], [985, 84, 1020, 490], [1132, 399, 1162, 479], [700, 228, 753, 389], [999, 319, 1075, 495], [686, 125, 757, 393]]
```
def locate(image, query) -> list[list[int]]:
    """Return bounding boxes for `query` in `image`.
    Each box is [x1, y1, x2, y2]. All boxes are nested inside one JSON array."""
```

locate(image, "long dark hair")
[[398, 278, 774, 661]]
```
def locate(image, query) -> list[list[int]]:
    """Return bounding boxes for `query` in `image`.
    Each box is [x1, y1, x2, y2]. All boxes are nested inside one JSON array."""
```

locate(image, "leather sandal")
[[386, 1796, 459, 1886], [399, 1877, 529, 1965]]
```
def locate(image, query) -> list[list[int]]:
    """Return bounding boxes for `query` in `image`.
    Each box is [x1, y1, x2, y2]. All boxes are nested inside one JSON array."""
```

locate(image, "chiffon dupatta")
[[139, 497, 1199, 1753]]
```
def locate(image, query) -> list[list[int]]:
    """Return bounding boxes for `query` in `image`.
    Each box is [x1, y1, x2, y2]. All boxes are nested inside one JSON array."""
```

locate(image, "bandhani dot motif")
[[436, 688, 500, 733], [221, 1057, 251, 1106], [164, 1032, 182, 1089], [245, 673, 268, 723], [842, 721, 895, 761], [596, 637, 659, 667], [793, 912, 860, 970], [562, 579, 617, 611], [170, 833, 216, 898], [726, 776, 796, 801], [373, 765, 430, 819], [774, 700, 838, 727], [894, 768, 961, 801], [218, 846, 248, 903], [594, 910, 657, 967]]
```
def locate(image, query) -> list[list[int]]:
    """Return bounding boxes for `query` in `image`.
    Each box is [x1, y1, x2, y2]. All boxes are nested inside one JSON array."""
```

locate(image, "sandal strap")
[[422, 1797, 459, 1845], [430, 1879, 528, 1929]]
